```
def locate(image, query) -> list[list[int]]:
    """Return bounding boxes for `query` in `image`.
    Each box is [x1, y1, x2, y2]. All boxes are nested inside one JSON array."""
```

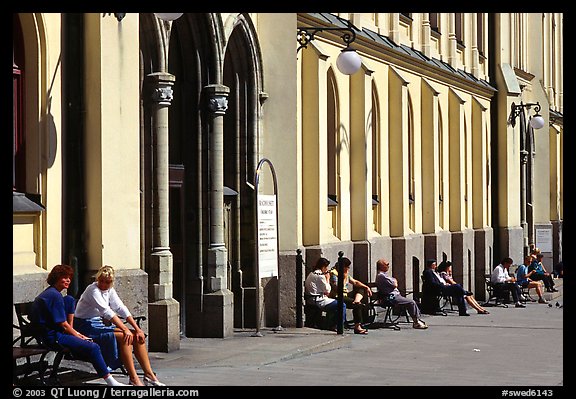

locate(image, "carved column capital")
[[146, 72, 176, 106], [204, 84, 230, 115]]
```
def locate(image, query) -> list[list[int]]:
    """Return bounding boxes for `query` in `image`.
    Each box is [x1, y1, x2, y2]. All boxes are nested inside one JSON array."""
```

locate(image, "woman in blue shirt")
[[529, 253, 557, 292], [517, 256, 547, 303], [31, 264, 127, 386]]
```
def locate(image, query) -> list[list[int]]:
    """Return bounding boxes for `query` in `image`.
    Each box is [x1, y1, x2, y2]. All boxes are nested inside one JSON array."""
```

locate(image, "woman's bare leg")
[[132, 340, 157, 380], [466, 296, 486, 313], [114, 332, 143, 385], [530, 281, 545, 300]]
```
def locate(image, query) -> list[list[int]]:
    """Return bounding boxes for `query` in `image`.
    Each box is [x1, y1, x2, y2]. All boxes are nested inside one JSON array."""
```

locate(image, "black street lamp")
[[297, 20, 362, 75], [508, 101, 546, 255]]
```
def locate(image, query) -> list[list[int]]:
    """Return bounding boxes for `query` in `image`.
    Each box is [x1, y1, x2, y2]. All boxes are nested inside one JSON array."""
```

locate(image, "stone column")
[[146, 72, 180, 352], [203, 84, 234, 338]]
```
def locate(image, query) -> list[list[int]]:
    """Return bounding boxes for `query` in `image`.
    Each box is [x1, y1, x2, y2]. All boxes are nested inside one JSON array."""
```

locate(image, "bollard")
[[296, 249, 304, 328], [337, 251, 344, 334]]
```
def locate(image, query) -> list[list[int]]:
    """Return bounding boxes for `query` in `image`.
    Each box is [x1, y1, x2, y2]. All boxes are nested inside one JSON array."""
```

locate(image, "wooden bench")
[[13, 301, 146, 385], [482, 275, 509, 308], [13, 302, 61, 385], [363, 282, 411, 331]]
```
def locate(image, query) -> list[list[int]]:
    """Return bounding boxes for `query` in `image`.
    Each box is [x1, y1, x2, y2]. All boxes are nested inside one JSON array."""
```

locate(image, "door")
[[169, 164, 186, 335]]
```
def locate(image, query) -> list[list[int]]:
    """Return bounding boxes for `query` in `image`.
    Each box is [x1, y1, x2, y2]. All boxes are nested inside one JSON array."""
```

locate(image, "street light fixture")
[[297, 20, 362, 75], [508, 101, 546, 257], [509, 102, 545, 130]]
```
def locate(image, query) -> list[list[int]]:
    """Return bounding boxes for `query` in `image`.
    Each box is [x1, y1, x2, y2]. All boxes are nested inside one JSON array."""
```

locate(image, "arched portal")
[[222, 14, 264, 328]]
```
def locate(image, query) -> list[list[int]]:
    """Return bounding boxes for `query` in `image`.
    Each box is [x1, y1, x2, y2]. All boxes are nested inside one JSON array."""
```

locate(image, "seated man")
[[517, 255, 547, 304], [375, 259, 428, 329], [491, 257, 526, 308], [422, 259, 469, 316]]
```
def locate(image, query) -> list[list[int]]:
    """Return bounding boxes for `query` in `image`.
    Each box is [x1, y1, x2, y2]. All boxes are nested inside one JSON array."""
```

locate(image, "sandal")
[[354, 328, 368, 335]]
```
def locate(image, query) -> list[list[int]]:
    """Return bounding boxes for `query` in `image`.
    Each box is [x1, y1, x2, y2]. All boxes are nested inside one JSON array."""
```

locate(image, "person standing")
[[31, 264, 127, 386], [491, 257, 526, 308], [375, 259, 428, 329]]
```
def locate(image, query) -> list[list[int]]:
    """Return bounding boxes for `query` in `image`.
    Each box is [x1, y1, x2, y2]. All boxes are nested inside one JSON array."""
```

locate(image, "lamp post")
[[508, 101, 545, 255], [297, 20, 362, 75]]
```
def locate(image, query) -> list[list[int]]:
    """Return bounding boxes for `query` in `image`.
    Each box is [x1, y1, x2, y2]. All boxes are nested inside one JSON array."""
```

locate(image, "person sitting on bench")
[[529, 253, 558, 293], [304, 257, 343, 330], [375, 259, 428, 329], [422, 259, 469, 316], [491, 257, 526, 308], [517, 255, 547, 304], [31, 264, 127, 386], [74, 265, 165, 386], [438, 261, 489, 314], [329, 257, 372, 334]]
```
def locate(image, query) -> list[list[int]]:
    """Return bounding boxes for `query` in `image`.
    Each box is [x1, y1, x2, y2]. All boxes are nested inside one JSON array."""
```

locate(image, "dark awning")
[[13, 191, 45, 213]]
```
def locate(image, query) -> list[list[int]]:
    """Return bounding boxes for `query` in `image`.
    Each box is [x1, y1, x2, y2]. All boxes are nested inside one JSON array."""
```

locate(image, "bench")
[[363, 283, 411, 331], [13, 301, 146, 385], [303, 294, 337, 330], [482, 275, 509, 308]]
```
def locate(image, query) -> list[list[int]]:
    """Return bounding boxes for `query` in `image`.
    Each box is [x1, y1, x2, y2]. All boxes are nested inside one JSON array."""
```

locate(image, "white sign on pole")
[[257, 194, 278, 278]]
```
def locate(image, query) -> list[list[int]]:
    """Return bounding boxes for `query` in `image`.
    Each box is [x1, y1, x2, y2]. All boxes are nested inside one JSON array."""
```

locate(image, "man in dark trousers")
[[422, 259, 469, 316]]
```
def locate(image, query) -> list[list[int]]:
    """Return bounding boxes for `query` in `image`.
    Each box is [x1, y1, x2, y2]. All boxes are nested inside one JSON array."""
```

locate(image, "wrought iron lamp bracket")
[[509, 101, 541, 128], [297, 22, 357, 53]]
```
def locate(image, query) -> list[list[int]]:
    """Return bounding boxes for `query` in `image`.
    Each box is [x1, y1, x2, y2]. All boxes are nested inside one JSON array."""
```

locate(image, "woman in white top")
[[74, 265, 165, 386], [304, 257, 337, 309]]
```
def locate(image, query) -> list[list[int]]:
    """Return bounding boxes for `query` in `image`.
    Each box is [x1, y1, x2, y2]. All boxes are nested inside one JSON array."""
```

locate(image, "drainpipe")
[[487, 13, 500, 264], [62, 13, 86, 296]]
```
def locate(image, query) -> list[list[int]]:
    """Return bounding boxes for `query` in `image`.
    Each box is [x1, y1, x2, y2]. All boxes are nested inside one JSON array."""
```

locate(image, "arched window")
[[327, 68, 339, 208], [13, 14, 25, 192], [408, 96, 415, 231], [371, 82, 381, 233], [438, 103, 445, 228]]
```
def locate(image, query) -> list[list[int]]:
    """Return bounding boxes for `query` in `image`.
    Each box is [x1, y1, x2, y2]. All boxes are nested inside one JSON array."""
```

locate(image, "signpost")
[[253, 158, 282, 336]]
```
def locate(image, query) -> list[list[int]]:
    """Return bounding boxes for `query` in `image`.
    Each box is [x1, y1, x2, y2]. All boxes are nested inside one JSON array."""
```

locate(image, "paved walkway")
[[48, 279, 564, 390]]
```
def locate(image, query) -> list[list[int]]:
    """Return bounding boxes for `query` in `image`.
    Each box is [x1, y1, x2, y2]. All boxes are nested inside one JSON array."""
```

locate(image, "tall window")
[[477, 13, 485, 57], [371, 83, 381, 233], [430, 13, 440, 33], [13, 14, 25, 192], [408, 97, 415, 231], [327, 68, 340, 238], [438, 104, 444, 228], [455, 13, 464, 45], [327, 69, 338, 207]]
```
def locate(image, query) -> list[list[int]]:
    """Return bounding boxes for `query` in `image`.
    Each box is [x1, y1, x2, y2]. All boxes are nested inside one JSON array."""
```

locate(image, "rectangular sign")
[[257, 194, 278, 278], [535, 228, 553, 253]]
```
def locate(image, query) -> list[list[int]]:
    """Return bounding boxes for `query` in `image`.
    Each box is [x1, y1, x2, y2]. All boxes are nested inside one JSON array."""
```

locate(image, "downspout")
[[62, 13, 86, 296], [487, 13, 500, 264]]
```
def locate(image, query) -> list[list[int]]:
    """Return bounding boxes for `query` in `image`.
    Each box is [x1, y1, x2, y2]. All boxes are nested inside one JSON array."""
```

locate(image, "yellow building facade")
[[13, 13, 562, 350]]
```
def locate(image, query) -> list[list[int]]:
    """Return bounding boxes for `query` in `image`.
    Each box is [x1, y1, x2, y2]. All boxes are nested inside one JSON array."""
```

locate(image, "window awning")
[[13, 191, 45, 213]]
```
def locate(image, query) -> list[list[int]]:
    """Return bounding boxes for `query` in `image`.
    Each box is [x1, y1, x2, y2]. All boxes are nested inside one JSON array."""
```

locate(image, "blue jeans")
[[323, 300, 347, 324], [52, 333, 110, 377]]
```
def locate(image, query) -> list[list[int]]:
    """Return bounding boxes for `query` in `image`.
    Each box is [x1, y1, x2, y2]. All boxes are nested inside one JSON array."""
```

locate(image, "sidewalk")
[[54, 278, 563, 387]]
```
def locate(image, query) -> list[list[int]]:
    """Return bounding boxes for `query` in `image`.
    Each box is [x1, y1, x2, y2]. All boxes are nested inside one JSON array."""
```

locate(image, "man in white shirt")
[[491, 257, 525, 308]]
